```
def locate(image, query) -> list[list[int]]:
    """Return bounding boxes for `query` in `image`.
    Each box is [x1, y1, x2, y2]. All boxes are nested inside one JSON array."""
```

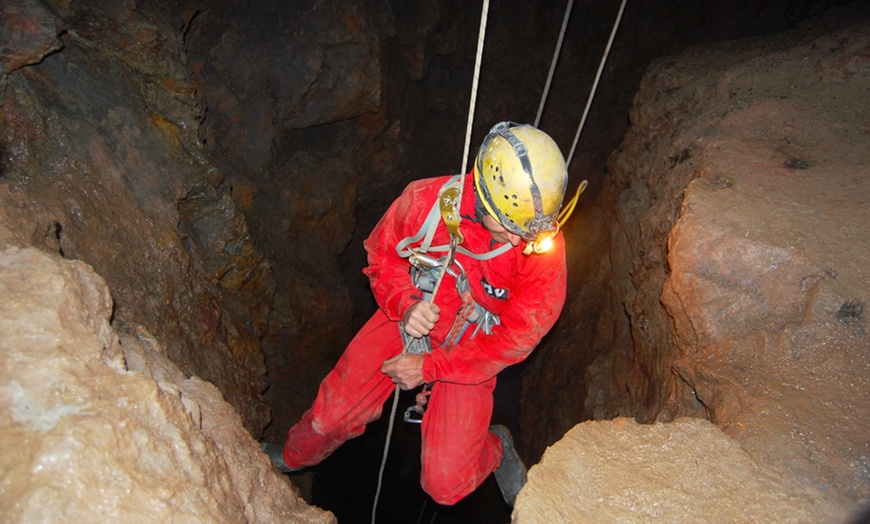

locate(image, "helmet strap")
[[472, 183, 487, 224]]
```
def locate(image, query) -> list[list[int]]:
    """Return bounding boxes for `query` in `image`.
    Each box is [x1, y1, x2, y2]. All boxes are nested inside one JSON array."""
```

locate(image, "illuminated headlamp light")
[[522, 223, 558, 255], [524, 231, 556, 255], [521, 179, 588, 256]]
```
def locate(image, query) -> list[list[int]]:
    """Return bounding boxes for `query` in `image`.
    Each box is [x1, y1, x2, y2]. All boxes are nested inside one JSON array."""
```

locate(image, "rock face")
[[1, 0, 273, 434], [180, 0, 382, 440], [515, 418, 850, 523], [522, 5, 870, 516], [0, 246, 334, 523]]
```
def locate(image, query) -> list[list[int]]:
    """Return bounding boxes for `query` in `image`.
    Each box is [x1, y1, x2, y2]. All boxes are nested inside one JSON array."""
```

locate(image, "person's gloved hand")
[[402, 300, 440, 338]]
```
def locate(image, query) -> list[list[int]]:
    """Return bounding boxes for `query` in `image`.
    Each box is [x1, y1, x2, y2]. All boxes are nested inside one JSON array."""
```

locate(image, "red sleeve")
[[421, 234, 568, 385], [362, 180, 437, 321]]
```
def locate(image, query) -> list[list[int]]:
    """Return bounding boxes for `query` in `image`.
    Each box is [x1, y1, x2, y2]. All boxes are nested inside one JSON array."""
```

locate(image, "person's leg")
[[283, 311, 401, 468], [418, 377, 502, 505]]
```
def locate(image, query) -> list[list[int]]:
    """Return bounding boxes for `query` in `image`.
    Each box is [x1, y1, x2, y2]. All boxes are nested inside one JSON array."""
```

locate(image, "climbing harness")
[[397, 181, 504, 425], [396, 176, 514, 262], [400, 251, 501, 426]]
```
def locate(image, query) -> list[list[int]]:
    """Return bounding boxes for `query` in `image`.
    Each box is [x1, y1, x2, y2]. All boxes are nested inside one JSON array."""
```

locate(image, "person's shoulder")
[[401, 175, 455, 198], [404, 174, 454, 191]]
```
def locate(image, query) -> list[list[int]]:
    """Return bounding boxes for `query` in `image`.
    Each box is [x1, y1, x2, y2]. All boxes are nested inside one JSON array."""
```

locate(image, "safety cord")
[[371, 238, 456, 524], [565, 0, 627, 167], [534, 0, 575, 128]]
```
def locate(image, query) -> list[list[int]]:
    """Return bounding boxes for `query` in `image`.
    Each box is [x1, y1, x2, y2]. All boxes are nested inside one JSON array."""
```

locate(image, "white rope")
[[459, 0, 491, 177], [566, 0, 627, 168], [373, 6, 490, 519], [371, 386, 401, 524], [534, 0, 575, 128], [372, 1, 620, 520]]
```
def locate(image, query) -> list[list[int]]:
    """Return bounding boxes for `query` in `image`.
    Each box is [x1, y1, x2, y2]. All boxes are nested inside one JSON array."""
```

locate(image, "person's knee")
[[420, 467, 476, 506]]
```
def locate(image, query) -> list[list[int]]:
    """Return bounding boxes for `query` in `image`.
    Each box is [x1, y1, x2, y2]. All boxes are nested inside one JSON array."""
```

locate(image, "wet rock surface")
[[0, 246, 333, 523]]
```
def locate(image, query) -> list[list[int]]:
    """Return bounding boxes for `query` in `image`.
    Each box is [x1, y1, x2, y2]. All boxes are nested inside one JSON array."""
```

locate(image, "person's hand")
[[415, 385, 431, 411], [381, 353, 425, 390], [403, 301, 440, 338]]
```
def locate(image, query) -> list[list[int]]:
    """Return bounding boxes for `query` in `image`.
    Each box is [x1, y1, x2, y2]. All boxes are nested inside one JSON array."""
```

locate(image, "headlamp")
[[523, 230, 556, 255], [520, 179, 588, 256]]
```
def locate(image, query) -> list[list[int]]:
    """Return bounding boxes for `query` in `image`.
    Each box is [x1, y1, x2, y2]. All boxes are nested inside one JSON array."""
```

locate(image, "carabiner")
[[403, 405, 424, 424]]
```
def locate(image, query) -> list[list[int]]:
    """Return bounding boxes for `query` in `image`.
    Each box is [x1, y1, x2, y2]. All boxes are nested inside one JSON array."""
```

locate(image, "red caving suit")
[[282, 173, 567, 505]]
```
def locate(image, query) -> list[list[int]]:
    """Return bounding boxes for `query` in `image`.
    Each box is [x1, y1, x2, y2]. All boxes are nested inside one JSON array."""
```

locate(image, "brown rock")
[[522, 6, 870, 516], [0, 246, 333, 523], [1, 0, 273, 434], [0, 0, 63, 74], [515, 418, 850, 523]]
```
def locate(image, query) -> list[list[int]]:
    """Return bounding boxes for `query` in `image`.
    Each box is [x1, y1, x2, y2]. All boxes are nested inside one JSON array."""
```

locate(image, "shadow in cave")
[[309, 364, 525, 524]]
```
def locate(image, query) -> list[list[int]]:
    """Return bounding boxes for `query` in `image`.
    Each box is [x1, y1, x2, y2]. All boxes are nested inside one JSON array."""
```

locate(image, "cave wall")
[[1, 0, 274, 434], [179, 0, 394, 440], [521, 3, 870, 513]]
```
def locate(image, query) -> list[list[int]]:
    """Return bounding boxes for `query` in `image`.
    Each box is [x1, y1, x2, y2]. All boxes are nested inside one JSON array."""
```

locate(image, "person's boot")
[[490, 424, 527, 506], [260, 442, 298, 473]]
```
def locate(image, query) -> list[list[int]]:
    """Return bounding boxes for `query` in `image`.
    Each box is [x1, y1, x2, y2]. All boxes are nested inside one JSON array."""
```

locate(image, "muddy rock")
[[522, 5, 869, 516], [0, 0, 63, 75]]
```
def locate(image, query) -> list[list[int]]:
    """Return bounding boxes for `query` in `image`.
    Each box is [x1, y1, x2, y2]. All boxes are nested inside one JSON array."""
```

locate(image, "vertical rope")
[[534, 0, 575, 128], [371, 387, 401, 524], [373, 3, 491, 515], [459, 0, 491, 177], [566, 0, 627, 168]]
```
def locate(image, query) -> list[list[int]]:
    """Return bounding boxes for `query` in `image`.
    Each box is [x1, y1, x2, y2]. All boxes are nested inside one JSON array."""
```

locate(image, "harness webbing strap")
[[395, 200, 441, 258], [396, 174, 514, 262], [426, 242, 512, 261], [396, 175, 460, 258]]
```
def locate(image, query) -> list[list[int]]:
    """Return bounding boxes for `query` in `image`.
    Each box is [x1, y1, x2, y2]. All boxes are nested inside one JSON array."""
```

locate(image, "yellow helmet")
[[474, 122, 568, 241]]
